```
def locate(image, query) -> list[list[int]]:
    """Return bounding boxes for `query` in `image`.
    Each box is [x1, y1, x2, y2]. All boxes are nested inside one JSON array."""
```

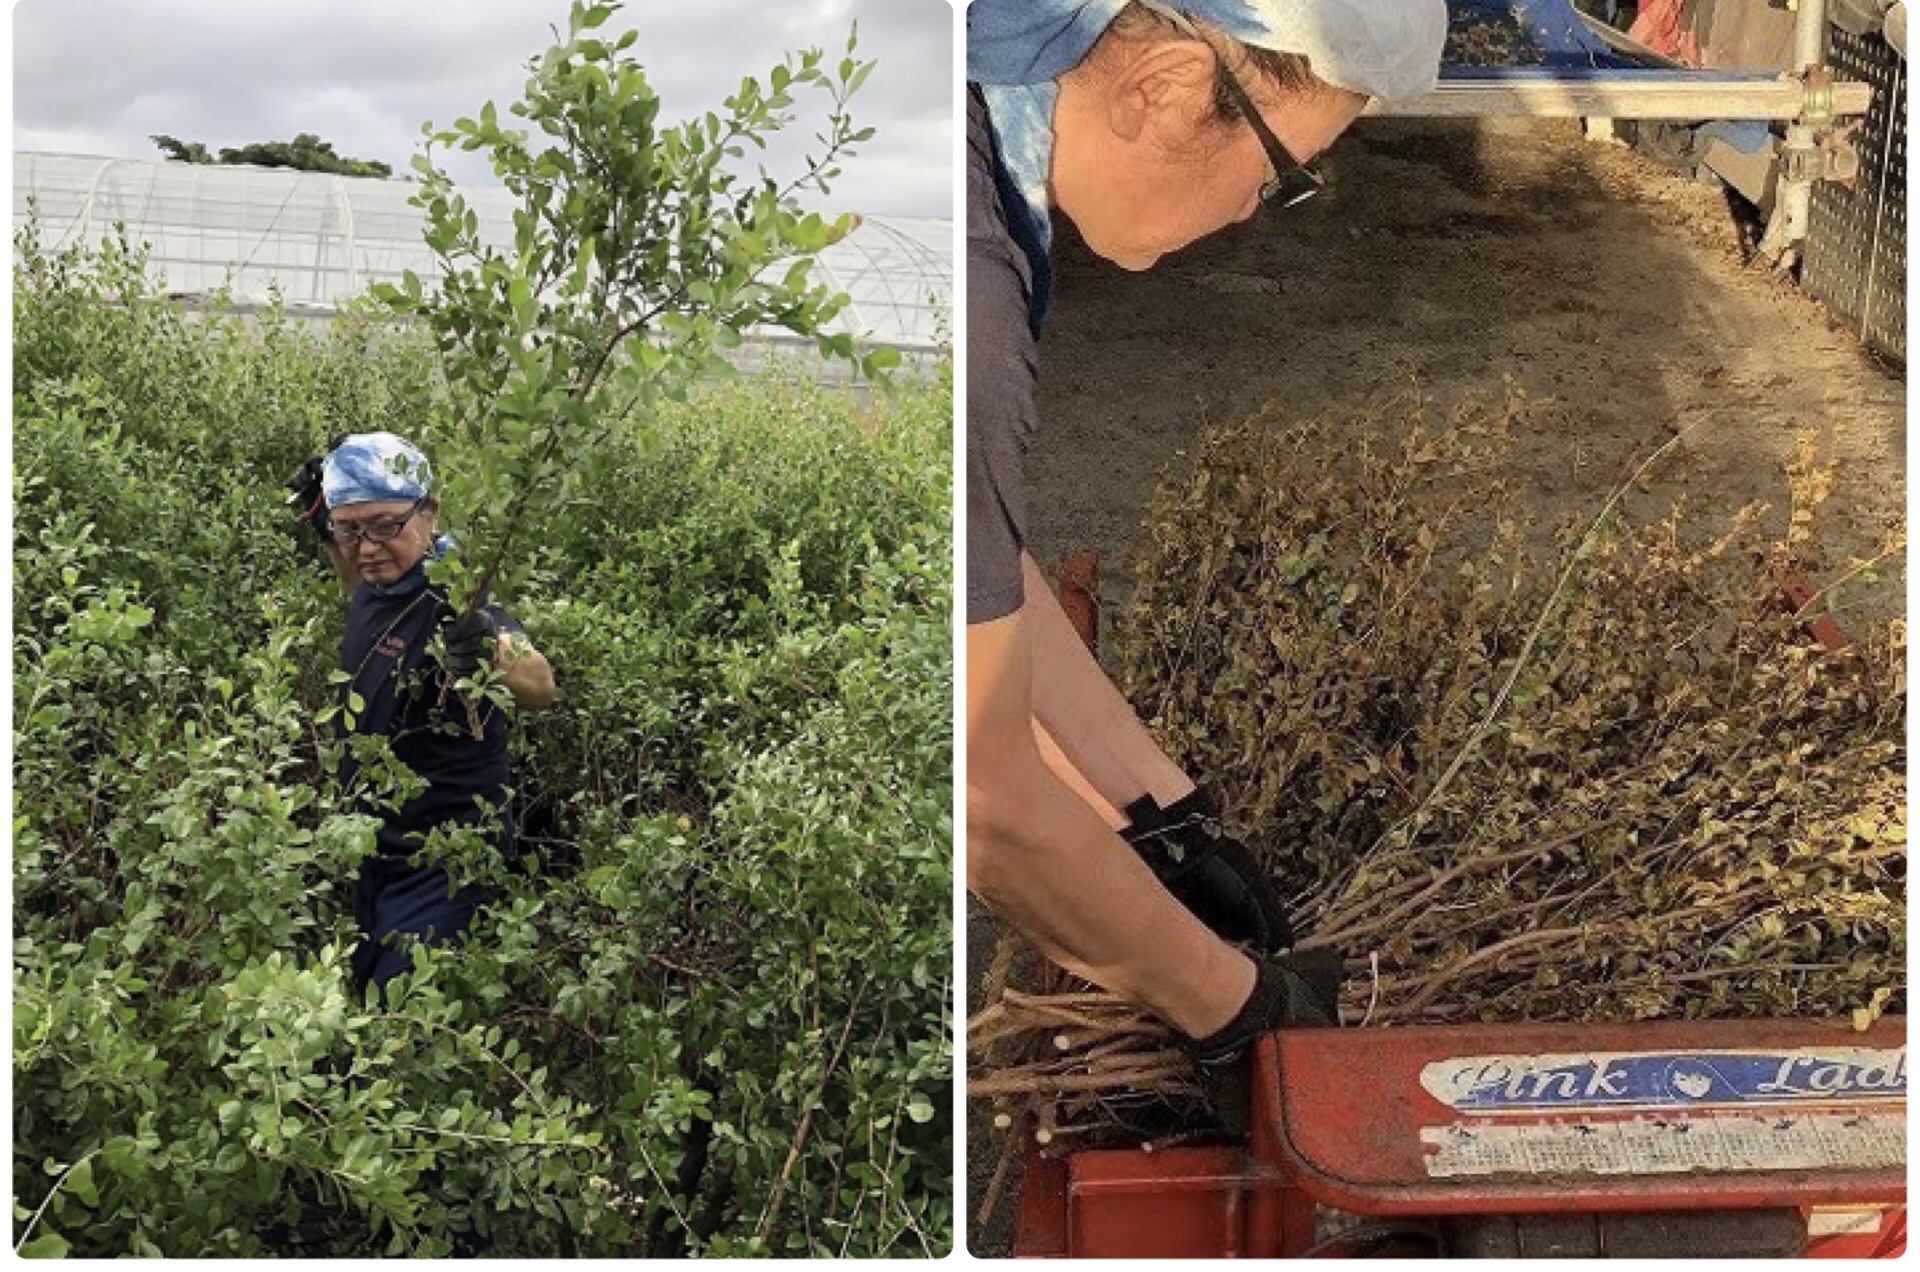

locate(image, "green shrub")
[[13, 234, 952, 1257]]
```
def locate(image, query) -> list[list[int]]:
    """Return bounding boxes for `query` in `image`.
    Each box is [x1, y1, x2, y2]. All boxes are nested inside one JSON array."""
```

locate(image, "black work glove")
[[284, 435, 348, 543], [440, 608, 500, 681], [1183, 948, 1344, 1139], [285, 455, 332, 541], [1121, 790, 1292, 955]]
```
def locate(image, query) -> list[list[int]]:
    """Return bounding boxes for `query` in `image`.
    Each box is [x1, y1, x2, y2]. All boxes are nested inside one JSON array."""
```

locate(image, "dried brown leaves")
[[972, 396, 1905, 1156], [1116, 397, 1905, 1027]]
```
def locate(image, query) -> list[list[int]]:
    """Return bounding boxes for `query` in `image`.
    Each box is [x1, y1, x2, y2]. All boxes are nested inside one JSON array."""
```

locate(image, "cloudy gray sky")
[[14, 0, 954, 219]]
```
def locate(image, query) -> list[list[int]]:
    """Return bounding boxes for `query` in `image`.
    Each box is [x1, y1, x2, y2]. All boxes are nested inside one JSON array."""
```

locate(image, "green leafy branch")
[[372, 0, 889, 620]]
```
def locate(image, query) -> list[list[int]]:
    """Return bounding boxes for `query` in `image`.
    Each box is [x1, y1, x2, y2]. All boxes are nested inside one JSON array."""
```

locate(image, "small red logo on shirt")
[[376, 634, 409, 659]]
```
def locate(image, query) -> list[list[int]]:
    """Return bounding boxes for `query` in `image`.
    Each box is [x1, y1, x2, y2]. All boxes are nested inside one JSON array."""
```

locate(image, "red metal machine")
[[1014, 1016, 1906, 1258]]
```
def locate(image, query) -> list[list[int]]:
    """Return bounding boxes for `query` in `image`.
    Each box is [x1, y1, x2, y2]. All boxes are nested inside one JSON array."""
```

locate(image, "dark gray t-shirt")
[[966, 87, 1043, 625]]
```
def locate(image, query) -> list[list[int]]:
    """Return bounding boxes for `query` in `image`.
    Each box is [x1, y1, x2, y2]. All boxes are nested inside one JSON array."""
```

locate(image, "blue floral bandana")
[[324, 432, 433, 509]]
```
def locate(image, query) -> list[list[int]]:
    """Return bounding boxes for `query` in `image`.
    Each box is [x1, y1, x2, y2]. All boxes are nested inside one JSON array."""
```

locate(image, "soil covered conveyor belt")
[[1386, 0, 1871, 118]]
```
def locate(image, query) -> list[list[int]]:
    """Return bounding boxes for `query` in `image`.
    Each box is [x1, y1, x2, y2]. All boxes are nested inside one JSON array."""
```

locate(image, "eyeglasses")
[[1137, 0, 1324, 208], [1214, 60, 1325, 210], [333, 499, 428, 546]]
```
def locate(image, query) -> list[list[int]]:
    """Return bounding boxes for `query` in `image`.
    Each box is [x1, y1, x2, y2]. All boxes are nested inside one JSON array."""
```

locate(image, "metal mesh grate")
[[1803, 26, 1906, 366]]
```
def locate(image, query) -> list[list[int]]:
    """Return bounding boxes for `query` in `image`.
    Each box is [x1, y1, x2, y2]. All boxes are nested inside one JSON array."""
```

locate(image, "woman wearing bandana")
[[966, 0, 1445, 1131], [289, 432, 555, 993]]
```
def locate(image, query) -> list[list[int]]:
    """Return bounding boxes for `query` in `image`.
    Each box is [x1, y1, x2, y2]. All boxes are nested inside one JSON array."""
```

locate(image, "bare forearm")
[[1034, 719, 1124, 829], [496, 636, 555, 711], [1021, 553, 1194, 811], [968, 757, 1252, 1039], [970, 611, 1250, 1038]]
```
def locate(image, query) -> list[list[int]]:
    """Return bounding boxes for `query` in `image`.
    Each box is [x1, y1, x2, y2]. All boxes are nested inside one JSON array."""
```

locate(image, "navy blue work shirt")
[[337, 569, 525, 860]]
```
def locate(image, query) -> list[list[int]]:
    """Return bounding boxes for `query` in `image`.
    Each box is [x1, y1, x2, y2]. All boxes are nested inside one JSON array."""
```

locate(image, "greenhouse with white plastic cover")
[[14, 150, 951, 380]]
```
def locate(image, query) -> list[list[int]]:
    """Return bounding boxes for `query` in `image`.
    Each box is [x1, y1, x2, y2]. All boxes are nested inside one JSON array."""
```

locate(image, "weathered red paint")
[[1069, 1147, 1254, 1258], [1012, 1016, 1907, 1258], [1803, 1204, 1907, 1259], [1055, 552, 1099, 654], [1260, 1017, 1905, 1216], [1012, 1148, 1071, 1258], [1779, 570, 1853, 655]]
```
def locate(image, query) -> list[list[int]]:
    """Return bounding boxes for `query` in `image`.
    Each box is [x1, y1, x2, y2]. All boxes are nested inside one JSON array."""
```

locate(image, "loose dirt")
[[1024, 115, 1904, 619]]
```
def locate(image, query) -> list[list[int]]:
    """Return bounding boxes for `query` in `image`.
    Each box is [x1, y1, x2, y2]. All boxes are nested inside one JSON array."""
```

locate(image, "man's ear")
[[1104, 38, 1217, 146]]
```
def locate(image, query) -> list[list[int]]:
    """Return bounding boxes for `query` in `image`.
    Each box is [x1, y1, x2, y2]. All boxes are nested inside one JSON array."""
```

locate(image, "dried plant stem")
[[1398, 926, 1592, 1017], [1308, 836, 1580, 946], [967, 1063, 1193, 1099], [973, 1127, 1020, 1234], [1365, 433, 1686, 865]]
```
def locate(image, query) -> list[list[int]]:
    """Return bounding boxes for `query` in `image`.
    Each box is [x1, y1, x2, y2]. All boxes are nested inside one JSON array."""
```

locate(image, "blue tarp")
[[1441, 0, 1784, 91], [1445, 0, 1620, 69]]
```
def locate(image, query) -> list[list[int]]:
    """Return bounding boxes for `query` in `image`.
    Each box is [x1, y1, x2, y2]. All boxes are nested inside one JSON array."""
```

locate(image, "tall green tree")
[[149, 133, 213, 164], [374, 1, 892, 631]]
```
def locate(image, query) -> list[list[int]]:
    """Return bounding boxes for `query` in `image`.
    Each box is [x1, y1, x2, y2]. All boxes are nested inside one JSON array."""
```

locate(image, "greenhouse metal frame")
[[14, 151, 951, 375]]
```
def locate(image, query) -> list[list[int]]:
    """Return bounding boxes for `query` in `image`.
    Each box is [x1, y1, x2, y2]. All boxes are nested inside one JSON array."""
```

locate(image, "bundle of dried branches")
[[970, 394, 1905, 1157]]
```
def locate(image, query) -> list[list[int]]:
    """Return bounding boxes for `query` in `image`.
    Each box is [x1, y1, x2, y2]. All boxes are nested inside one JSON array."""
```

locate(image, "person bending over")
[[965, 0, 1445, 1129]]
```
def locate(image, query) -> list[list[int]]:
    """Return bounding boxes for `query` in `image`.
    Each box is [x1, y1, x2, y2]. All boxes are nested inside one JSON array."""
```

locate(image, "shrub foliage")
[[13, 224, 952, 1256]]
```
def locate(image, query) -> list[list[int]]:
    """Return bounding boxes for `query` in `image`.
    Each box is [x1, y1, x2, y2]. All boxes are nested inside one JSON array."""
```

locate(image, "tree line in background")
[[150, 132, 393, 178]]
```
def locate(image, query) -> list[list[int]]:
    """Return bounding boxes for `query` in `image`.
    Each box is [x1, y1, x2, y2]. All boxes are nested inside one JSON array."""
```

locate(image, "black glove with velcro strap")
[[1120, 790, 1291, 955], [285, 455, 332, 541], [441, 608, 501, 681], [1183, 948, 1344, 1138], [284, 435, 349, 543]]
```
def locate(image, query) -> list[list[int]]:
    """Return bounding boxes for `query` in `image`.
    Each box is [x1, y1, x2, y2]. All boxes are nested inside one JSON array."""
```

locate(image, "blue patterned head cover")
[[322, 432, 433, 509], [968, 0, 1447, 101], [969, 0, 1447, 279]]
